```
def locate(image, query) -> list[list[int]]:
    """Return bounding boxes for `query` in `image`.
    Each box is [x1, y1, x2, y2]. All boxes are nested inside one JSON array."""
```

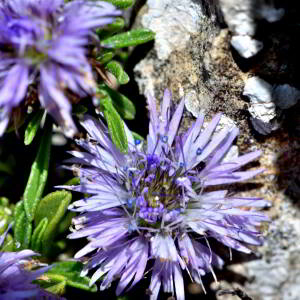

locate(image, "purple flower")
[[0, 225, 63, 300], [61, 89, 269, 299], [0, 0, 121, 137]]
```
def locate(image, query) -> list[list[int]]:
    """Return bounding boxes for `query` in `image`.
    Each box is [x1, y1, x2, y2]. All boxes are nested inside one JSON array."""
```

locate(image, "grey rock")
[[250, 117, 273, 135], [243, 77, 273, 104], [219, 0, 256, 36], [133, 1, 300, 299], [243, 76, 276, 124], [134, 0, 220, 100], [244, 202, 300, 300], [184, 90, 210, 117], [273, 84, 300, 109], [141, 0, 202, 60], [219, 0, 284, 58]]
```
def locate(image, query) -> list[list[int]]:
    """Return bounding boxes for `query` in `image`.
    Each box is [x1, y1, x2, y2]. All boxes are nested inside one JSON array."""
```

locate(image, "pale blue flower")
[[0, 225, 63, 300], [61, 89, 269, 299], [0, 0, 120, 136]]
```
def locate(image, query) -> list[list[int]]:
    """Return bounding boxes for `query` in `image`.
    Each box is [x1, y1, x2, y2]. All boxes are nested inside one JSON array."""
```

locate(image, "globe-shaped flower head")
[[0, 0, 121, 136], [62, 90, 269, 300], [0, 224, 62, 300]]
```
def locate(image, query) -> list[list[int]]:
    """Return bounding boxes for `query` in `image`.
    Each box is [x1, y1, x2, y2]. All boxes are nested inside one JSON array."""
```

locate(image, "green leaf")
[[45, 281, 66, 295], [31, 217, 48, 252], [116, 50, 130, 62], [97, 17, 125, 39], [14, 210, 32, 250], [48, 261, 83, 273], [0, 197, 13, 235], [102, 0, 133, 9], [98, 84, 135, 120], [24, 110, 44, 145], [0, 197, 9, 207], [13, 201, 25, 249], [0, 233, 14, 251], [34, 191, 72, 255], [105, 60, 129, 85], [101, 29, 155, 49], [46, 261, 97, 292], [64, 177, 80, 186], [57, 211, 76, 235], [101, 98, 128, 153], [96, 49, 115, 65], [23, 120, 52, 221], [14, 200, 24, 224]]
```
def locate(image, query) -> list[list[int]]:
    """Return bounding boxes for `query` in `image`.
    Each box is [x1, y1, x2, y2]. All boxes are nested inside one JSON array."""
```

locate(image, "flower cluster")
[[0, 0, 120, 137], [0, 224, 62, 300], [62, 90, 269, 299]]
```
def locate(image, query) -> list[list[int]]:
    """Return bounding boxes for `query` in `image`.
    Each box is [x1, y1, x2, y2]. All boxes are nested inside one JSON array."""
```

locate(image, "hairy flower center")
[[127, 154, 184, 226], [25, 47, 47, 65]]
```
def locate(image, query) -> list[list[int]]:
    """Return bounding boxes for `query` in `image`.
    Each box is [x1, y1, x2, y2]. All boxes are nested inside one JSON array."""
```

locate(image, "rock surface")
[[133, 0, 300, 299]]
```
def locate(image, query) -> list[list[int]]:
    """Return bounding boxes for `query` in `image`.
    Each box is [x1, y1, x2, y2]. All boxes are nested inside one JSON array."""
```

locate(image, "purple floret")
[[61, 89, 270, 300], [0, 0, 121, 137], [0, 225, 63, 300]]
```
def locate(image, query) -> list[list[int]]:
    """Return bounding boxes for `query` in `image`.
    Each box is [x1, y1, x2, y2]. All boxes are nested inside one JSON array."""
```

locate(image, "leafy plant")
[[22, 0, 154, 154], [0, 1, 156, 299]]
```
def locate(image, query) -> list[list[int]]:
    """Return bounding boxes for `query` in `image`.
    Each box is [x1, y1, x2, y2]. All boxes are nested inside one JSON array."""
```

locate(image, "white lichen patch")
[[142, 0, 203, 60], [219, 0, 284, 59], [184, 89, 211, 117], [243, 76, 276, 123], [231, 35, 263, 58]]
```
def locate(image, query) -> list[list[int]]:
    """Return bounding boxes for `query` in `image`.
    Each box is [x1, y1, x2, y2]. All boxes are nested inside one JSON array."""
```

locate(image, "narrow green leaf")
[[0, 197, 9, 207], [24, 110, 44, 145], [59, 272, 97, 291], [105, 60, 129, 85], [47, 261, 83, 273], [34, 191, 72, 255], [13, 201, 27, 250], [36, 275, 67, 295], [31, 217, 48, 252], [64, 177, 80, 186], [57, 211, 76, 235], [0, 233, 14, 251], [96, 49, 115, 64], [23, 120, 52, 221], [98, 84, 135, 120], [47, 261, 97, 292], [101, 29, 155, 49], [97, 17, 125, 39], [0, 198, 13, 235], [45, 281, 66, 295], [101, 99, 128, 153], [14, 210, 32, 250], [102, 0, 133, 9], [117, 50, 130, 62], [14, 201, 24, 224]]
